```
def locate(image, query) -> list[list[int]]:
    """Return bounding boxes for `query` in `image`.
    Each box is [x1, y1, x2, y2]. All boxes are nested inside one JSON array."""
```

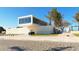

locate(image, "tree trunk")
[[49, 19, 51, 25], [78, 23, 79, 31], [61, 27, 64, 33]]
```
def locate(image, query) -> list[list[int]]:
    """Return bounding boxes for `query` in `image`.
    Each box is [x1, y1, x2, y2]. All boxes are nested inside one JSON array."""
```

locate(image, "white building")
[[6, 15, 54, 35]]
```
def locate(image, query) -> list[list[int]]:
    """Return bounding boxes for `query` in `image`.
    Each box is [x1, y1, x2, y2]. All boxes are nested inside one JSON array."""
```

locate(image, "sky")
[[0, 7, 79, 29]]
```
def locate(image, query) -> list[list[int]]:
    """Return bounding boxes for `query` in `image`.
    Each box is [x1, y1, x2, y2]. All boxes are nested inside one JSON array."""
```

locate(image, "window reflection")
[[33, 17, 47, 26], [19, 17, 31, 24]]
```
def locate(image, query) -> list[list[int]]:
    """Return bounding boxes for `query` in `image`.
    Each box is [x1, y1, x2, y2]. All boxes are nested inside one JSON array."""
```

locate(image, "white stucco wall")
[[6, 15, 54, 35], [6, 25, 54, 35], [64, 27, 70, 32], [6, 27, 30, 35], [33, 26, 54, 34]]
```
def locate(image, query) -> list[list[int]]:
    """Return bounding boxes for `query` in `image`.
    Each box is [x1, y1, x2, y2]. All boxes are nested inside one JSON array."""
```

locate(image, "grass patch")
[[74, 33, 79, 37], [32, 34, 59, 36]]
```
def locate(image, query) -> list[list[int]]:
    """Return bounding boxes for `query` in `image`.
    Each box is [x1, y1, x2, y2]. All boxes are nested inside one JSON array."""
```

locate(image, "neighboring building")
[[6, 15, 54, 35]]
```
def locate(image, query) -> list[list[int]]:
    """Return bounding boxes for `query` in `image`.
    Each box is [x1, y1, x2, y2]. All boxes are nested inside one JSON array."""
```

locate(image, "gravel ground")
[[0, 39, 79, 51], [0, 33, 79, 51]]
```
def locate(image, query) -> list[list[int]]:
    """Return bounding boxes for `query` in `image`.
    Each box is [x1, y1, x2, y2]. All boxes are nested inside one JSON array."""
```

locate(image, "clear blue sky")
[[0, 7, 79, 28]]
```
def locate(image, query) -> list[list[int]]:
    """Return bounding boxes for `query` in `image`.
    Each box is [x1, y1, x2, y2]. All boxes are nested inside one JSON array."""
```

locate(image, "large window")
[[19, 17, 31, 24], [33, 17, 47, 26]]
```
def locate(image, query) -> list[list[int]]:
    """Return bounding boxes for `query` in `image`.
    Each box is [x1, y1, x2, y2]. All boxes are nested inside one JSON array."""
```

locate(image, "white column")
[[31, 15, 33, 24], [17, 17, 20, 26]]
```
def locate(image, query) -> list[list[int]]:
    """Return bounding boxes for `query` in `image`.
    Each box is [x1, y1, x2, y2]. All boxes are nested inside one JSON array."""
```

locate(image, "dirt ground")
[[0, 39, 79, 51], [0, 33, 79, 51]]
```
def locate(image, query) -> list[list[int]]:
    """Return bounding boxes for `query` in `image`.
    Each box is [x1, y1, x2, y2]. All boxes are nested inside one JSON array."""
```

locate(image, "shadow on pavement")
[[9, 46, 26, 51], [45, 46, 72, 51]]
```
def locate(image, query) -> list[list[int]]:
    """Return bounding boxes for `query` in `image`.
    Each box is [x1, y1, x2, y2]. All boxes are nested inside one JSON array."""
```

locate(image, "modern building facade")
[[6, 15, 54, 35]]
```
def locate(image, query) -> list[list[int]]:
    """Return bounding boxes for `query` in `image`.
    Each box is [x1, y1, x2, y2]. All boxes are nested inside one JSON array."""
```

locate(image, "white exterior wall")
[[33, 25, 54, 34], [6, 25, 54, 35], [6, 28, 30, 35], [6, 15, 54, 35]]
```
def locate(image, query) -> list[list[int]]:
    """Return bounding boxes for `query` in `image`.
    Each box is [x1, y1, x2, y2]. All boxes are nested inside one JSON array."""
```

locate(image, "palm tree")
[[62, 20, 70, 32], [46, 8, 63, 33], [46, 8, 62, 27], [46, 12, 52, 25], [74, 12, 79, 31]]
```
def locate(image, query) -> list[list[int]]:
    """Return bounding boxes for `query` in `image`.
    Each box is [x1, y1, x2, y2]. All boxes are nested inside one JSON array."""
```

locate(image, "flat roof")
[[18, 15, 32, 19], [18, 15, 48, 25]]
